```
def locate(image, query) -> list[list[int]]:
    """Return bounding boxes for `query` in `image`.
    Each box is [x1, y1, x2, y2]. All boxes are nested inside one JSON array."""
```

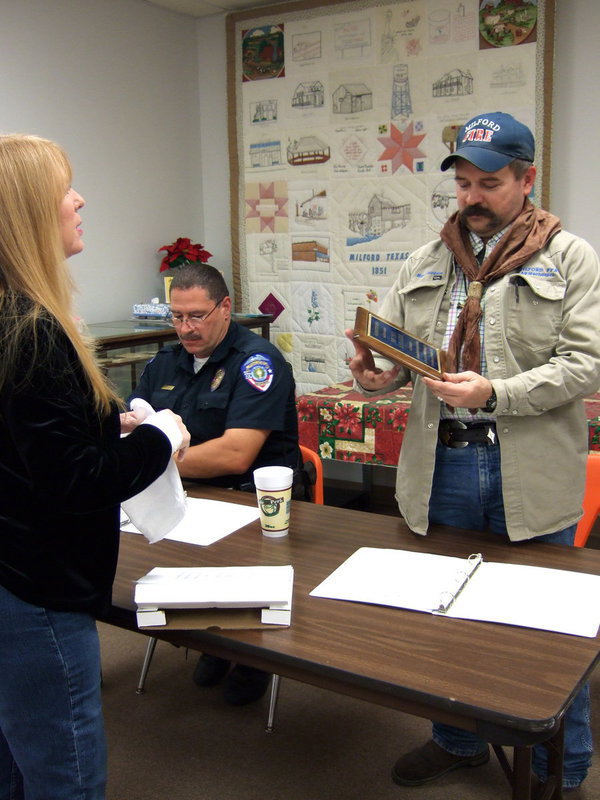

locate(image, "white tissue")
[[121, 400, 187, 543]]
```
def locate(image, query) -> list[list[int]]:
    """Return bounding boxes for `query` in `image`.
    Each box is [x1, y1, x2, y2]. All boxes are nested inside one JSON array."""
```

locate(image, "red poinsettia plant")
[[158, 237, 212, 273]]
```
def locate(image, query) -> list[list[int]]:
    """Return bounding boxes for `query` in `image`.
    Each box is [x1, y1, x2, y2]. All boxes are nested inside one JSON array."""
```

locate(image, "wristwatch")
[[482, 387, 497, 413]]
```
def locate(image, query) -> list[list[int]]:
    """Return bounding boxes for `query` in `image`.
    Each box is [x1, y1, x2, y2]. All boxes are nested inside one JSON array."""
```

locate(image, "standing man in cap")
[[346, 112, 600, 794]]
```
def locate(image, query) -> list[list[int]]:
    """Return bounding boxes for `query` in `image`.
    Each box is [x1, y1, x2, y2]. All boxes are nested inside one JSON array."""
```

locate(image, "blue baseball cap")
[[440, 112, 535, 172]]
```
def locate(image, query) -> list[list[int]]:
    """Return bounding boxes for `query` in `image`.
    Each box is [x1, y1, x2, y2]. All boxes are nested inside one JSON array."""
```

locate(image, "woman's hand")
[[119, 409, 145, 434], [127, 403, 191, 462], [167, 412, 191, 462]]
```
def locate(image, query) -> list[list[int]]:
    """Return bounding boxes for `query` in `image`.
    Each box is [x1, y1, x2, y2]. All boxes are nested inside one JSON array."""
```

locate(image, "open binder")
[[310, 547, 600, 638]]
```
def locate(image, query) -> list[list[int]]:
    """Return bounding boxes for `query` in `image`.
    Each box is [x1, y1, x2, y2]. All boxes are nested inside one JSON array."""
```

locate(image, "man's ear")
[[523, 164, 537, 196]]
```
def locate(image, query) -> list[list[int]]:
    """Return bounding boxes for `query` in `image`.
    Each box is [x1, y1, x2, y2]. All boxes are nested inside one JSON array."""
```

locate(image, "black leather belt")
[[438, 419, 497, 448]]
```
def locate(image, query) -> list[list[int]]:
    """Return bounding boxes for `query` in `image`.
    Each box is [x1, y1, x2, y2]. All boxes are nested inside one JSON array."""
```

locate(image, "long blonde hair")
[[0, 134, 118, 413]]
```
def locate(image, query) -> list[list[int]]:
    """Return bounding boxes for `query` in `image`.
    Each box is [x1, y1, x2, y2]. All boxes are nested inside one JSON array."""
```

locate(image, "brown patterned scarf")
[[440, 199, 561, 374]]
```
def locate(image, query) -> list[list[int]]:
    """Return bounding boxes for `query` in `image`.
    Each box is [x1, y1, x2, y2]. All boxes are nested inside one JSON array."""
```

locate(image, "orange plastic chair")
[[575, 452, 600, 547], [299, 444, 324, 504]]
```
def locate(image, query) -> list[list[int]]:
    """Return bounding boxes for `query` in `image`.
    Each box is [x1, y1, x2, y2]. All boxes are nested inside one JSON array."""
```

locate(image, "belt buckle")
[[439, 419, 469, 448]]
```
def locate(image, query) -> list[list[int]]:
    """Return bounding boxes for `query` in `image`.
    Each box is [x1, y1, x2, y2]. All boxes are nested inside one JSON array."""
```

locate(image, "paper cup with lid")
[[253, 466, 293, 537]]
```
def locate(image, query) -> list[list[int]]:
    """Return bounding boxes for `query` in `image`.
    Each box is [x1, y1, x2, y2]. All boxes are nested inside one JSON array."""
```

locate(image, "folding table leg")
[[265, 674, 280, 733], [136, 637, 158, 694], [512, 745, 533, 800]]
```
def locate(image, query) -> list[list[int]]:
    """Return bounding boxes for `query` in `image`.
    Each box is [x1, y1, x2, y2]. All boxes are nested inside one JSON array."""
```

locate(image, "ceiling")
[[144, 0, 296, 17]]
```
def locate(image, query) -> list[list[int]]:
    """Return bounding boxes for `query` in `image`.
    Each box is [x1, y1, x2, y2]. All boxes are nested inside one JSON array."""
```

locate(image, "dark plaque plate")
[[353, 306, 448, 380]]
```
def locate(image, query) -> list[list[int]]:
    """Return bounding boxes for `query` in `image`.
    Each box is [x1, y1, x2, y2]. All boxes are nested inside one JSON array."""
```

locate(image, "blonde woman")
[[0, 134, 189, 799]]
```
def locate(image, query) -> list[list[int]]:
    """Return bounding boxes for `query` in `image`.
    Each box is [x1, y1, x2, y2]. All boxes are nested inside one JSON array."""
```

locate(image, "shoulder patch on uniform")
[[241, 353, 274, 392]]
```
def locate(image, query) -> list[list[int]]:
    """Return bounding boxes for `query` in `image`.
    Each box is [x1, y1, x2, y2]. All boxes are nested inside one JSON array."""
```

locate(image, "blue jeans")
[[0, 584, 106, 800], [428, 442, 593, 789]]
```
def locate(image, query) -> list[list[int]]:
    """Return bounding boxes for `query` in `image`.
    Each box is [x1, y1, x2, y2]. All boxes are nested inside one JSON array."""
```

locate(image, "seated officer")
[[130, 262, 301, 705]]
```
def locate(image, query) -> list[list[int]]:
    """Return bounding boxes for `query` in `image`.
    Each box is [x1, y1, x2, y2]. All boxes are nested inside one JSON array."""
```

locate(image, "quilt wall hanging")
[[226, 0, 554, 393]]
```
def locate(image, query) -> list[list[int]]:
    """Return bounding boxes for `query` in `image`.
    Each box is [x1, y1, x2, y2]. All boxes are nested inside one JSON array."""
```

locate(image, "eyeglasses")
[[169, 298, 223, 328]]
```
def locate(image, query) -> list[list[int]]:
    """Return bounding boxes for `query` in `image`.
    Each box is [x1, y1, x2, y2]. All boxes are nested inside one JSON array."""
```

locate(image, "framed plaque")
[[353, 307, 448, 381]]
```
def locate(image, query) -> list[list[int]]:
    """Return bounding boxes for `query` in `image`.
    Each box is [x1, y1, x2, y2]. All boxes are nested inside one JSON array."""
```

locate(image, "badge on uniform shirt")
[[210, 368, 225, 391], [241, 353, 274, 392]]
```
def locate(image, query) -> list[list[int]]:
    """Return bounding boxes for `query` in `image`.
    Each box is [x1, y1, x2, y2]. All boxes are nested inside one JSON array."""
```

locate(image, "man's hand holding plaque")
[[344, 323, 402, 392]]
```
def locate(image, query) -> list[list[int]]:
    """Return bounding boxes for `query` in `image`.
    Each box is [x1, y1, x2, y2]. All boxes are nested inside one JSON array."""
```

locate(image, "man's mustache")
[[462, 204, 493, 218]]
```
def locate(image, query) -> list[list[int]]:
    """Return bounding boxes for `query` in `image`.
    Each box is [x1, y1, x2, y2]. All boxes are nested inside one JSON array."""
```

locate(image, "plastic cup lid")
[[253, 466, 294, 491]]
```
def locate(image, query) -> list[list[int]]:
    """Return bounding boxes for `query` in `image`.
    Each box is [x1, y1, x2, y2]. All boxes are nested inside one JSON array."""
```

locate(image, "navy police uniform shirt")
[[129, 322, 300, 488]]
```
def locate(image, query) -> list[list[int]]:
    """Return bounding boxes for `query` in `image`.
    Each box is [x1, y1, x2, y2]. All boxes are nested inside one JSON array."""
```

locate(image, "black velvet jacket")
[[0, 314, 172, 616]]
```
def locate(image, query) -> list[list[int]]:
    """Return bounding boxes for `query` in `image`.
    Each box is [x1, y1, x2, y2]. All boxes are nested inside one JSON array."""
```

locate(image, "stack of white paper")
[[135, 564, 294, 627], [121, 497, 260, 546]]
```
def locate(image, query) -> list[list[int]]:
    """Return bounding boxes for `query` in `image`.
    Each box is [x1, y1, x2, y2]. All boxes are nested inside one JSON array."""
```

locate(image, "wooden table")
[[102, 487, 600, 800]]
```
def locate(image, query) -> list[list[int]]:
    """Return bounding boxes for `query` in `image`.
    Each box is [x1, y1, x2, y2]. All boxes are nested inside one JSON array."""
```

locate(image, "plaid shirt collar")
[[468, 226, 509, 262]]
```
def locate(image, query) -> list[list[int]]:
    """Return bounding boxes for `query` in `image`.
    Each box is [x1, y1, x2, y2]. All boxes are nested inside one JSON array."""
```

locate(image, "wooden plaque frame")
[[353, 306, 448, 380]]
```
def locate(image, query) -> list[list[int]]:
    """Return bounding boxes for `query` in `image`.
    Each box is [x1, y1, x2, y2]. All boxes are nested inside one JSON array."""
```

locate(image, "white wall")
[[0, 0, 203, 322], [196, 13, 233, 292], [549, 0, 600, 250]]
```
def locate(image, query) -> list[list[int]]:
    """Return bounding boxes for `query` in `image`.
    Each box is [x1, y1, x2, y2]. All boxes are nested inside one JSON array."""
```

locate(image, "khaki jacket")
[[367, 230, 600, 541]]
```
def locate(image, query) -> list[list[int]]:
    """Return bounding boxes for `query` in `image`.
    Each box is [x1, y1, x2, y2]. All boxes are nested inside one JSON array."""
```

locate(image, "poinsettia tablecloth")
[[296, 381, 600, 466]]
